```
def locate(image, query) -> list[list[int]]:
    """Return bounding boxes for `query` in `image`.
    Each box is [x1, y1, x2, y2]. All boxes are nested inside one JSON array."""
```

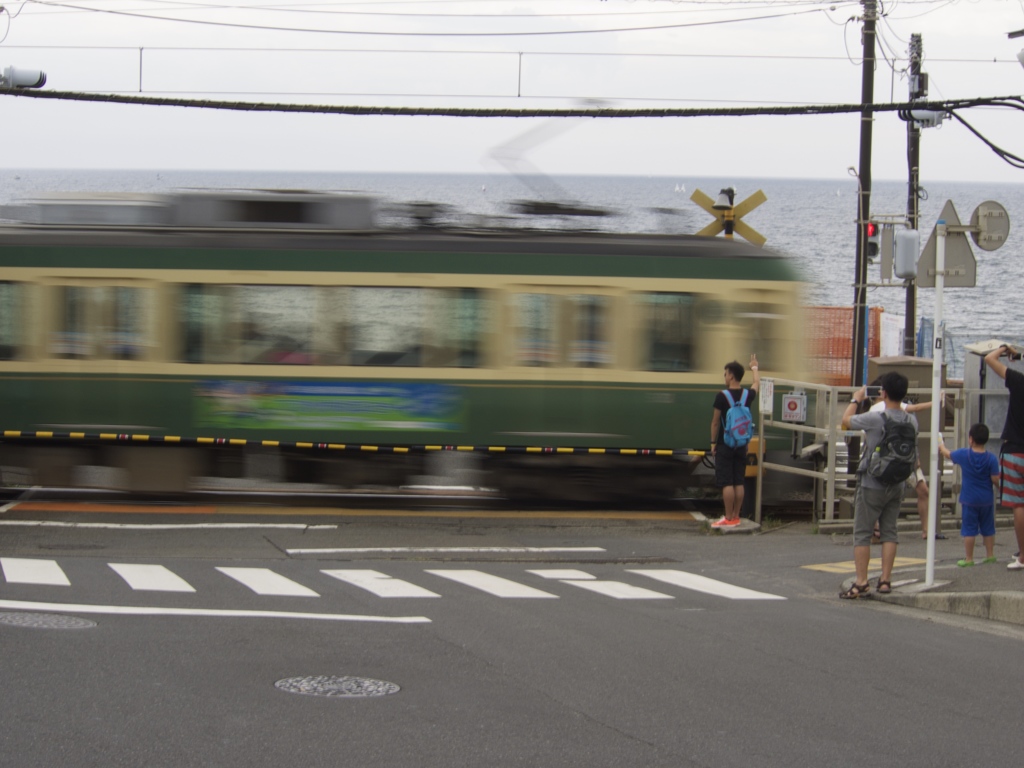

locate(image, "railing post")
[[824, 385, 840, 522]]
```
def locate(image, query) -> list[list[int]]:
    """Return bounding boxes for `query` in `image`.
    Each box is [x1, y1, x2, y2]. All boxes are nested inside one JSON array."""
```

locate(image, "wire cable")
[[21, 0, 832, 36], [1, 87, 1018, 118], [28, 0, 855, 18], [947, 108, 1024, 169]]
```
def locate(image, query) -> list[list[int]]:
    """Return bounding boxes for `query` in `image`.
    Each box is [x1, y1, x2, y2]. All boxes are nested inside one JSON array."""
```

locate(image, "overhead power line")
[[22, 0, 832, 36], [6, 85, 1020, 168], [21, 0, 855, 18], [1, 87, 1018, 118]]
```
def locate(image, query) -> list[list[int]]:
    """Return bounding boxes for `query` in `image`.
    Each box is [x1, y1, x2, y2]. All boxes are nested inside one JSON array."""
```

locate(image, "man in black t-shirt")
[[984, 344, 1024, 570], [710, 354, 760, 528]]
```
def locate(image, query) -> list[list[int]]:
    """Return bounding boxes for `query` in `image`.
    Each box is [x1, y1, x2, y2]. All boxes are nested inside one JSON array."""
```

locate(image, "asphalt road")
[[1, 506, 1022, 768]]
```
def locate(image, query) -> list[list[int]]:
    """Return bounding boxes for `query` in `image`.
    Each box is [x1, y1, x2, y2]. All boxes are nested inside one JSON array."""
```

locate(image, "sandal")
[[876, 579, 892, 594], [840, 583, 871, 599]]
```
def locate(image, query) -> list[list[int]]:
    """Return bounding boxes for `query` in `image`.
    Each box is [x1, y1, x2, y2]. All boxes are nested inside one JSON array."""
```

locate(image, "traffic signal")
[[866, 221, 880, 259]]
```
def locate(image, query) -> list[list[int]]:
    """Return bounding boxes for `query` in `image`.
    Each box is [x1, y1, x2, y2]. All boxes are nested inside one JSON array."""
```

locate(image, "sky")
[[0, 0, 1022, 182]]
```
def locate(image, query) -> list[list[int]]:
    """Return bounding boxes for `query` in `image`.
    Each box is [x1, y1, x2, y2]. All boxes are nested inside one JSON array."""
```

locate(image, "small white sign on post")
[[759, 377, 774, 414], [781, 393, 807, 423]]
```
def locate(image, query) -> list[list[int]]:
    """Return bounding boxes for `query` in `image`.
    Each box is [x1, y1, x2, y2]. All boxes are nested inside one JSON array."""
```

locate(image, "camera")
[[866, 386, 881, 398]]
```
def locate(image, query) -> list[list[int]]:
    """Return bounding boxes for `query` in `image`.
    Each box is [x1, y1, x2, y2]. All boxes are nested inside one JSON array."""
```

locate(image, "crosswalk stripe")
[[628, 569, 786, 601], [528, 569, 672, 599], [426, 570, 557, 598], [560, 580, 673, 600], [1, 557, 70, 586], [322, 570, 441, 598], [527, 569, 596, 580], [216, 567, 320, 597], [0, 598, 430, 623], [109, 564, 196, 593]]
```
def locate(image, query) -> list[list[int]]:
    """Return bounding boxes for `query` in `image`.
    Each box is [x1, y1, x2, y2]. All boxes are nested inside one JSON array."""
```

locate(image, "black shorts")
[[714, 444, 748, 488]]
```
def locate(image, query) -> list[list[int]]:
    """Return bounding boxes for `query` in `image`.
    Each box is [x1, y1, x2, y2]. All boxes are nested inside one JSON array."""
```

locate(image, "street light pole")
[[904, 33, 923, 356], [852, 0, 877, 387]]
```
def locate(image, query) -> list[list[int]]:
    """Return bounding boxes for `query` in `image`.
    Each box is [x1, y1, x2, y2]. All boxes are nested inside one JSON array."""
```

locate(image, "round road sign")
[[970, 200, 1010, 251]]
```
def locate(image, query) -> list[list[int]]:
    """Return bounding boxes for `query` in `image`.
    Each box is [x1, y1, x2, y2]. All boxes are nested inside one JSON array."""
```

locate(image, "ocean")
[[1, 168, 1021, 378]]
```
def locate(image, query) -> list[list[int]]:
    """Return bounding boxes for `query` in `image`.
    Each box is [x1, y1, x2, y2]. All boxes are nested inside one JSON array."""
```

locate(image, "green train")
[[0, 191, 805, 499]]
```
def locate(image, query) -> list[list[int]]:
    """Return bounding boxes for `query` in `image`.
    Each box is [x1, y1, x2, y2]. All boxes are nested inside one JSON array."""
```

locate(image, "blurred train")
[[0, 191, 805, 500]]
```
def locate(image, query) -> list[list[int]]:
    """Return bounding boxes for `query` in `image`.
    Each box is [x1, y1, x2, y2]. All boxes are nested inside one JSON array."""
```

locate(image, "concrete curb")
[[873, 590, 1024, 626], [817, 514, 1016, 535]]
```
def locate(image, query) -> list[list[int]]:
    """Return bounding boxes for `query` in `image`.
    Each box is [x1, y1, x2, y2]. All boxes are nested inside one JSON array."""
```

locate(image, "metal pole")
[[851, 0, 877, 387], [755, 413, 765, 525], [904, 33, 922, 355], [925, 220, 946, 586]]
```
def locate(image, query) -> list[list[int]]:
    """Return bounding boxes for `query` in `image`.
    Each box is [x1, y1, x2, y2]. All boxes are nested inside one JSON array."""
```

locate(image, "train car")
[[0, 191, 805, 500]]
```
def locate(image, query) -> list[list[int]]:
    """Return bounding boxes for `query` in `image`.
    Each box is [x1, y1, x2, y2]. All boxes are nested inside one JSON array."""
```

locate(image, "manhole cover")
[[0, 612, 96, 629], [275, 676, 400, 698]]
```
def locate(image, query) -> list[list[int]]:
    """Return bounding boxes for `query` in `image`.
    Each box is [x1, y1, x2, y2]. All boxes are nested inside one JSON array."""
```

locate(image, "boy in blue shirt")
[[939, 423, 1001, 567]]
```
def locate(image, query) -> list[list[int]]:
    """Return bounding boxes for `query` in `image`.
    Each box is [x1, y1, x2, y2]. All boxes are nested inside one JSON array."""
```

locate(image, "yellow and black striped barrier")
[[1, 429, 707, 458]]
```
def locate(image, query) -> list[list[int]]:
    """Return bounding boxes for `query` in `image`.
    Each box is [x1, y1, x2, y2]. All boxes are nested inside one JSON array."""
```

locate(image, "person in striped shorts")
[[984, 344, 1024, 570]]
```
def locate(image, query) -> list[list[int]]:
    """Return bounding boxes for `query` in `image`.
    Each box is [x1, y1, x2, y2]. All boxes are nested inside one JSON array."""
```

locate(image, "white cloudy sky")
[[0, 0, 1022, 181]]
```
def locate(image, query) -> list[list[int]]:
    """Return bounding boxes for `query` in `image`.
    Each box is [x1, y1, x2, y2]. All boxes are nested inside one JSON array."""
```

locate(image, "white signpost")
[[754, 378, 774, 525], [922, 200, 1009, 587]]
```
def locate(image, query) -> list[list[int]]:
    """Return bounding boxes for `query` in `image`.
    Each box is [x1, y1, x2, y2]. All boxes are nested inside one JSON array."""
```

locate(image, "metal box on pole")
[[894, 228, 920, 279]]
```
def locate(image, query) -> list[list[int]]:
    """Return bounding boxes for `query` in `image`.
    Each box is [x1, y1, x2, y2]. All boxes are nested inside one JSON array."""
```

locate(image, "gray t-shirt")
[[849, 407, 918, 490]]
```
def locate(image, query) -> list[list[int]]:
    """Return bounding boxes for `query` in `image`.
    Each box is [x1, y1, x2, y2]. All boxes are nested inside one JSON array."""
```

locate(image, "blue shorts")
[[961, 503, 996, 538]]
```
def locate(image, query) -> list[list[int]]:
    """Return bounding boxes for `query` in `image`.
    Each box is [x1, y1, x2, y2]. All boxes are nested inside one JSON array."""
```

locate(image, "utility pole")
[[851, 0, 877, 386], [904, 33, 923, 356]]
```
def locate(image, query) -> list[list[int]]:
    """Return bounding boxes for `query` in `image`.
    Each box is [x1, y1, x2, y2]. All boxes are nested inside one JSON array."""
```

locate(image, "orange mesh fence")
[[805, 306, 882, 386]]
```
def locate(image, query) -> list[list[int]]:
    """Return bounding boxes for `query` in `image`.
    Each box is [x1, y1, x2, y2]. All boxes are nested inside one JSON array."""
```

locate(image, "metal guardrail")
[[752, 379, 961, 524]]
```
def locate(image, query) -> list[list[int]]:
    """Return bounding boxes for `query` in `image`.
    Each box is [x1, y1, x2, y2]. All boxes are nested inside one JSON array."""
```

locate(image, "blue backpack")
[[721, 389, 753, 448]]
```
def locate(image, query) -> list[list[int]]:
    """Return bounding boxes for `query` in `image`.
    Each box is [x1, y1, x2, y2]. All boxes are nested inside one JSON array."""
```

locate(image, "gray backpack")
[[867, 413, 917, 484]]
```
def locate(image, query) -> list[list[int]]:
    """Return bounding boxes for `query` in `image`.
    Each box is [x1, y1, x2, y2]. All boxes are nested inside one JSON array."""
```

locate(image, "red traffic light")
[[866, 221, 879, 238]]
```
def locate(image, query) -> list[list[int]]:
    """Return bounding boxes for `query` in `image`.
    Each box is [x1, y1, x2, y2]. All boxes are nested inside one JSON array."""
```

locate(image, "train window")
[[698, 300, 727, 327], [51, 285, 147, 360], [569, 295, 611, 367], [0, 282, 23, 360], [52, 286, 88, 358], [180, 284, 314, 364], [346, 287, 424, 366], [427, 288, 489, 368], [643, 292, 696, 371], [735, 303, 785, 371], [515, 293, 558, 366], [181, 284, 230, 363], [237, 286, 314, 364]]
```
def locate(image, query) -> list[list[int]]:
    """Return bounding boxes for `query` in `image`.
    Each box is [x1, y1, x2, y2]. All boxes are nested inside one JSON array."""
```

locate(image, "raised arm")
[[906, 391, 943, 414], [842, 386, 867, 430], [985, 345, 1010, 381], [749, 354, 760, 393]]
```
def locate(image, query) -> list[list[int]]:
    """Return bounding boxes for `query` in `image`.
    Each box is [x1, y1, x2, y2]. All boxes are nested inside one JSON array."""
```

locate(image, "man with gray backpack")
[[839, 371, 918, 598], [710, 354, 760, 528]]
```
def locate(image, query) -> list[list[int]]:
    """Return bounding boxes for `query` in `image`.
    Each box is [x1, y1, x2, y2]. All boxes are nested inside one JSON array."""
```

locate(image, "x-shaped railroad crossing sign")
[[690, 188, 767, 247]]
